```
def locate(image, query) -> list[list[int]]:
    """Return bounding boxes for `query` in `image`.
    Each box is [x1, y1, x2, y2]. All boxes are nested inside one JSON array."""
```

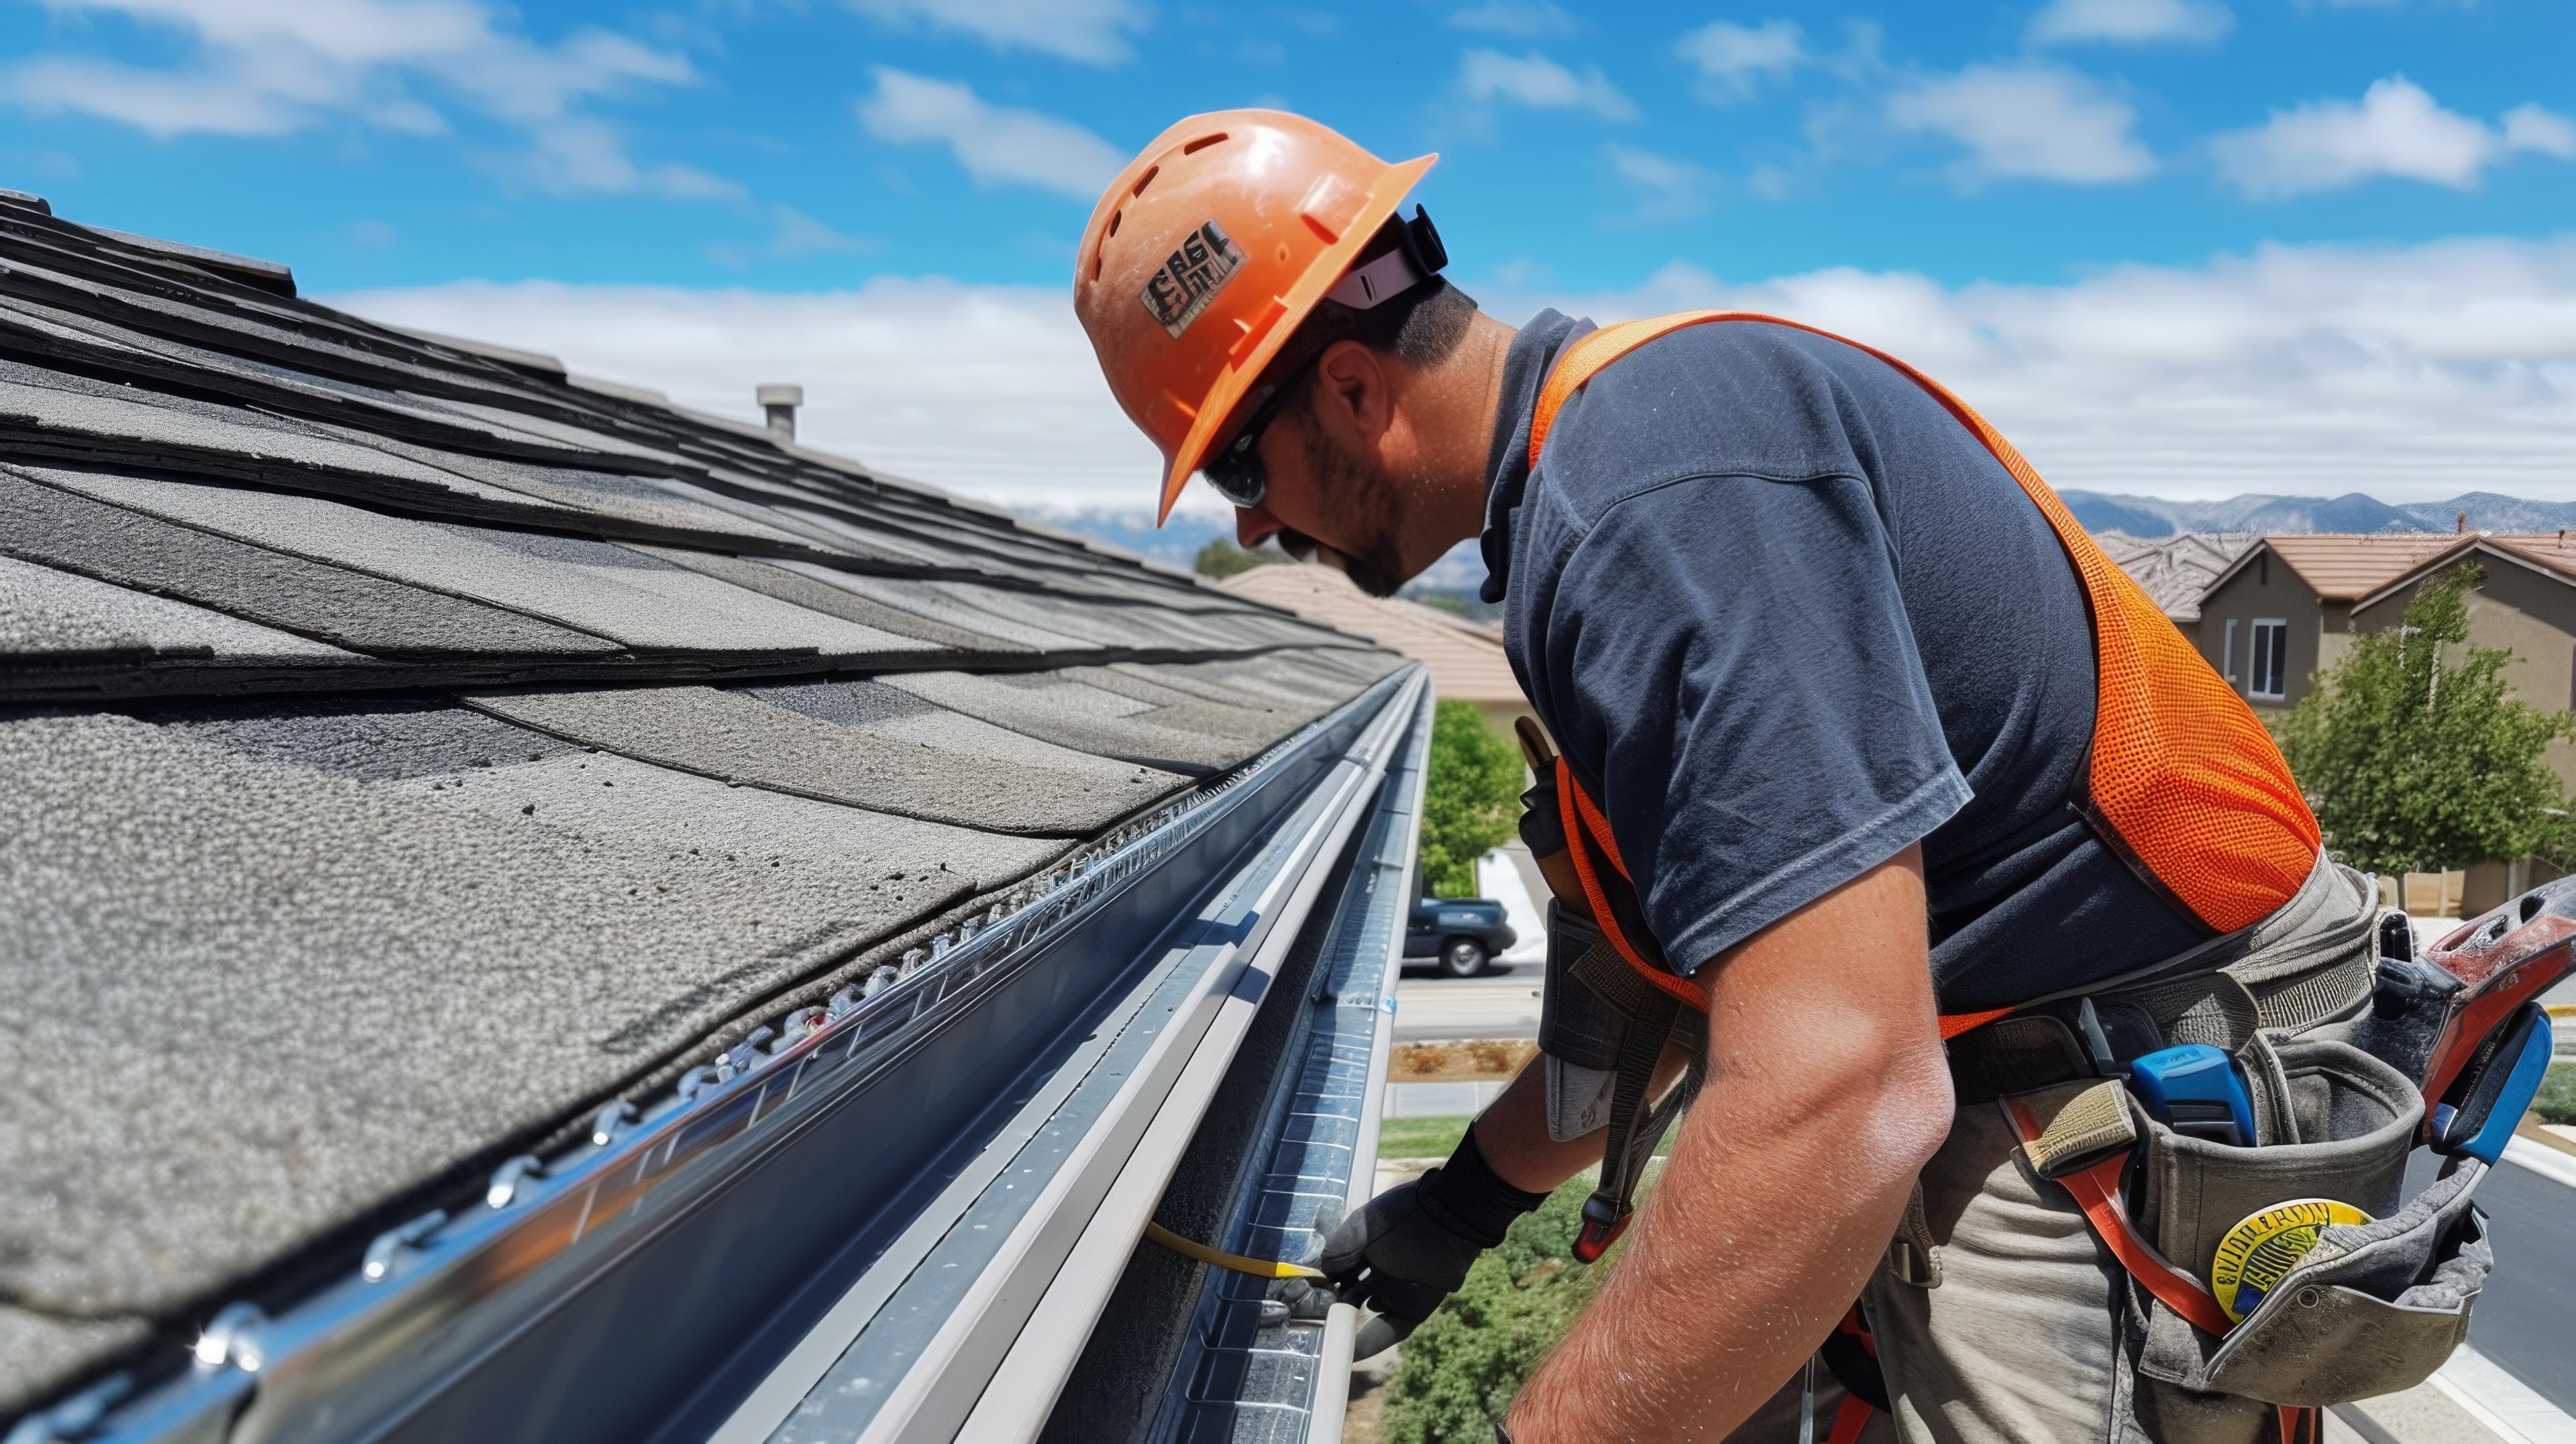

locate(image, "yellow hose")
[[1142, 1221, 1324, 1280]]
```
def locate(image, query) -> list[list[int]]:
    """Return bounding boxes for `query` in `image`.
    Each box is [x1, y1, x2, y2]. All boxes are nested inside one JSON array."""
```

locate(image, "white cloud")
[[767, 205, 871, 258], [2212, 77, 2575, 198], [2029, 0, 2233, 45], [1446, 2, 1576, 38], [332, 234, 2576, 515], [1605, 143, 1715, 222], [706, 204, 873, 269], [2504, 103, 2576, 160], [518, 116, 742, 201], [1475, 237, 2576, 503], [1673, 19, 1805, 103], [1886, 63, 2155, 186], [857, 68, 1124, 201], [1457, 49, 1638, 122], [332, 276, 1163, 511], [843, 0, 1149, 66], [1, 0, 718, 198]]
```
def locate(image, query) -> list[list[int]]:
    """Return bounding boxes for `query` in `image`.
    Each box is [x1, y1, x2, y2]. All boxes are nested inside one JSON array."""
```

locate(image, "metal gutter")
[[951, 674, 1428, 1444], [1137, 679, 1429, 1444], [8, 669, 1419, 1444], [716, 670, 1428, 1444]]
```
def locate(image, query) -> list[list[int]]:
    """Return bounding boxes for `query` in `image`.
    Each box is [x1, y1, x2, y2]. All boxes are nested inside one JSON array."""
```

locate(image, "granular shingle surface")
[[0, 192, 1394, 1416]]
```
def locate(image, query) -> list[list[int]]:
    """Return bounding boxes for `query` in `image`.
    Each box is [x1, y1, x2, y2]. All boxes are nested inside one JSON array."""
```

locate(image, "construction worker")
[[1075, 113, 2396, 1443]]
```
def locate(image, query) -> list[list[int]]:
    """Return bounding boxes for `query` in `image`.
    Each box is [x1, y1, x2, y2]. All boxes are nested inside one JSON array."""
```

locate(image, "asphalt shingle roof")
[[0, 193, 1395, 1414]]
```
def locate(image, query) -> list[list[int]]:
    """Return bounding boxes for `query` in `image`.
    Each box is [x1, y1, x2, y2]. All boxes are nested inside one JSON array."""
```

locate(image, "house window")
[[2250, 619, 2289, 700], [2224, 619, 2239, 683]]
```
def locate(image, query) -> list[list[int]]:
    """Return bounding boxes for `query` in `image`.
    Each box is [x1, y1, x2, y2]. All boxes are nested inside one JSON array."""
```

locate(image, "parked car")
[[1405, 896, 1518, 978]]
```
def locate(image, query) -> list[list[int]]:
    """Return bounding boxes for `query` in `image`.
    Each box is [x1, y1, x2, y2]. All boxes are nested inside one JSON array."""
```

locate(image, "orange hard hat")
[[1074, 110, 1434, 523]]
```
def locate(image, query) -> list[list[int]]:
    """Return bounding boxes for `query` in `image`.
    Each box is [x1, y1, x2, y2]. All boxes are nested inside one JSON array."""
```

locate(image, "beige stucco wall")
[[2195, 551, 2328, 715], [1472, 699, 1542, 748], [2355, 558, 2576, 796]]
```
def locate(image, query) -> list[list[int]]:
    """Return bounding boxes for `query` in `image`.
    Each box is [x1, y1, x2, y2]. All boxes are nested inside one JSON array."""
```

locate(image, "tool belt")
[[1929, 864, 2563, 1439]]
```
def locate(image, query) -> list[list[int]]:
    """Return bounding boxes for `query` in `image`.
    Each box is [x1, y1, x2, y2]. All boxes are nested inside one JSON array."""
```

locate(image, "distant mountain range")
[[2061, 491, 2576, 538], [1031, 493, 2576, 584]]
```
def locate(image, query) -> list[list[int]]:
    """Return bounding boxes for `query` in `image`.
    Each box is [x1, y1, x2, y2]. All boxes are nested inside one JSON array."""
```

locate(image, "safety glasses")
[[1199, 360, 1313, 509]]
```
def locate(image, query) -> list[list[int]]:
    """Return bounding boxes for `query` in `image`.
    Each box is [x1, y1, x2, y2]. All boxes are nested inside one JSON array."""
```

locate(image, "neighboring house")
[[2355, 535, 2576, 888], [0, 192, 1425, 1441], [2193, 534, 2465, 711], [2192, 531, 2576, 913], [1219, 560, 1538, 740], [2097, 531, 2253, 645]]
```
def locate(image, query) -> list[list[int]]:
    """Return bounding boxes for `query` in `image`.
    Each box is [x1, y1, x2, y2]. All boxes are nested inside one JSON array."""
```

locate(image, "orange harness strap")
[[1999, 1096, 2235, 1335], [1553, 756, 1709, 1013]]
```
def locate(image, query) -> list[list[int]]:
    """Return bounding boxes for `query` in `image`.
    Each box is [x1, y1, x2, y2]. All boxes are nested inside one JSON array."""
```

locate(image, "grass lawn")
[[1377, 1115, 1474, 1160], [2538, 1060, 2576, 1127], [1374, 1113, 1684, 1164]]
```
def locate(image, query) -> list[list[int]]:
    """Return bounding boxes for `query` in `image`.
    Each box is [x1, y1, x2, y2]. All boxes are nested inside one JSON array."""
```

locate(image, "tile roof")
[[2095, 531, 2252, 621], [0, 194, 1396, 1412], [2341, 532, 2576, 611], [1217, 562, 1525, 708], [2243, 533, 2468, 601], [2489, 532, 2576, 580]]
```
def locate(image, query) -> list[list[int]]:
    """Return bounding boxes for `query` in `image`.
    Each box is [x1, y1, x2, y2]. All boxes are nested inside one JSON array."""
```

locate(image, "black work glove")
[[1317, 1127, 1546, 1358]]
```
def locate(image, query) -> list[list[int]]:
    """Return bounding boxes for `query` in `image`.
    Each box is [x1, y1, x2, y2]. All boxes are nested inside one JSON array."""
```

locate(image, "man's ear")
[[1309, 338, 1393, 450]]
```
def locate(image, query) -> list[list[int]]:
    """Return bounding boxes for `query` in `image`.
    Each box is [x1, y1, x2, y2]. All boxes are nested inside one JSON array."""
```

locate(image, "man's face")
[[1225, 348, 1419, 598]]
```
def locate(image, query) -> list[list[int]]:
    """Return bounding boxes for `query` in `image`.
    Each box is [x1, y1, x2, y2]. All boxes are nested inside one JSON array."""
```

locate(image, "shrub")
[[1193, 537, 1284, 578], [1379, 1176, 1612, 1444]]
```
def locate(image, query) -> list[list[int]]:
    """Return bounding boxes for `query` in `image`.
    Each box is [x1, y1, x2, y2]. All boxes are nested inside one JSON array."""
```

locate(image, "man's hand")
[[1318, 1128, 1546, 1357], [1503, 844, 1954, 1441]]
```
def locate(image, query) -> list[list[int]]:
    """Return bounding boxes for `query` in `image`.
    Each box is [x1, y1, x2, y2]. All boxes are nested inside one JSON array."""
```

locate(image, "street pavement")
[[1391, 971, 1540, 1043], [2440, 1140, 2576, 1424]]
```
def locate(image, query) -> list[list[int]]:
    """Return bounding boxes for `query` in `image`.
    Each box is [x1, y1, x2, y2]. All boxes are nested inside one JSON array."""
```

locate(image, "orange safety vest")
[[1534, 313, 2326, 1444], [1531, 311, 2322, 1039]]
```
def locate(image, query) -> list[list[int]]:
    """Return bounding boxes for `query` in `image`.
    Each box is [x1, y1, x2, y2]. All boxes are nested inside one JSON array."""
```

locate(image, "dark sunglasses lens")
[[1201, 442, 1265, 507]]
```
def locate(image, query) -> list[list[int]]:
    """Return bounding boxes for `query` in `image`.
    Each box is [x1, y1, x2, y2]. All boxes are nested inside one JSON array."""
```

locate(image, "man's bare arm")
[[1504, 845, 1954, 1441]]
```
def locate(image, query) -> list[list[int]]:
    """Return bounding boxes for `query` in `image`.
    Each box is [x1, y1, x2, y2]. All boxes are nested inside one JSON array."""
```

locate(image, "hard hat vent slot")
[[1131, 165, 1159, 197], [1108, 210, 1122, 238], [1182, 133, 1228, 155]]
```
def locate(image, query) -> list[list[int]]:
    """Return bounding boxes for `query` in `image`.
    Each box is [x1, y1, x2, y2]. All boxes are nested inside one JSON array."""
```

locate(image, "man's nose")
[[1235, 505, 1283, 550]]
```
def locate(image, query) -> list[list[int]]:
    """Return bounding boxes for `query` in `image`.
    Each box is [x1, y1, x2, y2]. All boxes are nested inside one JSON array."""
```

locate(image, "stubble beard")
[[1301, 423, 1414, 599]]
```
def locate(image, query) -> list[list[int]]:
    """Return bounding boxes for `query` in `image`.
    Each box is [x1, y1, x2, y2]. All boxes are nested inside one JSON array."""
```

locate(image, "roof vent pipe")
[[757, 383, 803, 443], [2457, 510, 2467, 533]]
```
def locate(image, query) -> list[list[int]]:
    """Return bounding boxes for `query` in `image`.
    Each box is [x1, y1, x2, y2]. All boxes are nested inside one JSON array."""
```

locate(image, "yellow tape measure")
[[2209, 1198, 2371, 1323], [1143, 1221, 1324, 1280]]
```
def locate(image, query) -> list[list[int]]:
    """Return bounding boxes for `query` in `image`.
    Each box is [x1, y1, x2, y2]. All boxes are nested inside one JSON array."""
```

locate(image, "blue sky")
[[5, 0, 2575, 513]]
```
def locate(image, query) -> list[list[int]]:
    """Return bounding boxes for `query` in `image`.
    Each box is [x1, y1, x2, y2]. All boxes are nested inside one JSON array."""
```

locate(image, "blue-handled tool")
[[2430, 1002, 2555, 1165], [2129, 1044, 2258, 1146]]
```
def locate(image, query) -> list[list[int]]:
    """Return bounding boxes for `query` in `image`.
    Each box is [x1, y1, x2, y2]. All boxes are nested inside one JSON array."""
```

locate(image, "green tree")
[[1193, 537, 1283, 578], [1419, 701, 1523, 896], [2275, 564, 2576, 874]]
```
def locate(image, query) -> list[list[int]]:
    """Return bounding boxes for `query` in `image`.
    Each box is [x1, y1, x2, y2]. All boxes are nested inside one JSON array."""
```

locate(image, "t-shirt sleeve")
[[1529, 471, 1971, 973]]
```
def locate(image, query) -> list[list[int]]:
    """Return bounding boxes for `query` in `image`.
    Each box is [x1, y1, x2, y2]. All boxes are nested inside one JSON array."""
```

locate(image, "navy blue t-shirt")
[[1481, 311, 2203, 1011]]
